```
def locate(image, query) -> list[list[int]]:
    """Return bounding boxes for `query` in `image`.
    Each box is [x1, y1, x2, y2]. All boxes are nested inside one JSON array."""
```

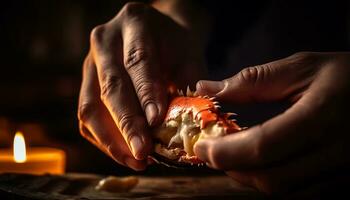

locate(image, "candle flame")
[[13, 132, 27, 163]]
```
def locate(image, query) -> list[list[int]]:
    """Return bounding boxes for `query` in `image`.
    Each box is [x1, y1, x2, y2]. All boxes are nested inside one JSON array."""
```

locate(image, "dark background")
[[0, 0, 349, 175]]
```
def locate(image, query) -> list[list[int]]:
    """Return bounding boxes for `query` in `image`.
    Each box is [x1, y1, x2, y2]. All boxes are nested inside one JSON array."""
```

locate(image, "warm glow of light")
[[13, 132, 26, 163]]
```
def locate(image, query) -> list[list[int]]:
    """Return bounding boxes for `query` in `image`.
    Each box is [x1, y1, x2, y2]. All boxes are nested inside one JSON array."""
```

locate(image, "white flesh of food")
[[154, 111, 226, 158]]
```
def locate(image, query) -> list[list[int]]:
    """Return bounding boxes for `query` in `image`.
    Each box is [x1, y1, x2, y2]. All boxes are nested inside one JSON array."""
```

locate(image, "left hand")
[[77, 2, 208, 170], [194, 52, 350, 195]]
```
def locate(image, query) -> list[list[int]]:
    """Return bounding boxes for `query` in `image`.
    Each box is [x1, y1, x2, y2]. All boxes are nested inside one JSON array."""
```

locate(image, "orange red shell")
[[152, 86, 242, 167], [165, 95, 241, 134]]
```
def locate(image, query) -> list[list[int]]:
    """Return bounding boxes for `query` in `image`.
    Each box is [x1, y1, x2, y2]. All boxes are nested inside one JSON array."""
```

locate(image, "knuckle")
[[100, 73, 124, 103], [78, 122, 96, 146], [90, 24, 106, 45], [121, 2, 148, 18], [118, 113, 137, 140], [124, 47, 149, 72], [78, 103, 98, 123], [237, 65, 271, 86], [78, 122, 88, 138], [135, 80, 153, 107], [237, 66, 260, 85]]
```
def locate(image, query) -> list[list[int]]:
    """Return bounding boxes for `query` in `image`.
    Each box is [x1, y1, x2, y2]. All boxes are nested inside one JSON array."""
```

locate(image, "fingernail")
[[196, 80, 225, 96], [130, 135, 144, 160], [145, 103, 158, 126]]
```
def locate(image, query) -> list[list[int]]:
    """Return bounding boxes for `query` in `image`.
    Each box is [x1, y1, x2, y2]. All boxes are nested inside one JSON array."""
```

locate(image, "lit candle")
[[0, 132, 66, 175]]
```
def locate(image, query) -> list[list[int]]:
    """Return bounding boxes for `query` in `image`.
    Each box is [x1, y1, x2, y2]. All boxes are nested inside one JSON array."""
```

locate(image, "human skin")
[[78, 1, 350, 195], [77, 1, 210, 170], [194, 52, 350, 195]]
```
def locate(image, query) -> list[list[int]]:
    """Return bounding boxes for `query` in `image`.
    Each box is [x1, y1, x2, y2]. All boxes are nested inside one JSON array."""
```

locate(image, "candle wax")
[[0, 147, 65, 175]]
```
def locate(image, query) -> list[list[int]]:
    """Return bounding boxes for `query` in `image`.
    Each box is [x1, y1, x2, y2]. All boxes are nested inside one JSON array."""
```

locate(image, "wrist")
[[151, 0, 212, 49]]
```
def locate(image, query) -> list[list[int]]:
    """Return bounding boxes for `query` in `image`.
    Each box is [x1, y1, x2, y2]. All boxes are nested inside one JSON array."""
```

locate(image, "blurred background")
[[0, 0, 349, 175], [0, 0, 146, 175]]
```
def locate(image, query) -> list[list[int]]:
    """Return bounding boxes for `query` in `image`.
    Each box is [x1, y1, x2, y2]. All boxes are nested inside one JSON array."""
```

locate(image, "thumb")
[[196, 55, 315, 103]]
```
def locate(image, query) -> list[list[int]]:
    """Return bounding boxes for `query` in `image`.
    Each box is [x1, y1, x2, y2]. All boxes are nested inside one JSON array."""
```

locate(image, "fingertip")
[[144, 85, 167, 127], [195, 80, 206, 95], [107, 148, 141, 170], [195, 139, 228, 170], [196, 80, 224, 96], [193, 140, 209, 163], [129, 135, 143, 160], [129, 134, 153, 160], [124, 157, 147, 171], [130, 135, 145, 160], [149, 102, 166, 127]]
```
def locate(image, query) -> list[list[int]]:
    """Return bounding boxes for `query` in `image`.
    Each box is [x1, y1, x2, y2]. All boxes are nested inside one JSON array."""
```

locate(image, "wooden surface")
[[0, 173, 265, 200]]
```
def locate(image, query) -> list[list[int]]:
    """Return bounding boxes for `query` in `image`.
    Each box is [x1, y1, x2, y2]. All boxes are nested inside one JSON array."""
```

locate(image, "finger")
[[121, 12, 167, 126], [78, 54, 147, 170], [196, 53, 318, 103], [225, 140, 348, 195], [90, 24, 153, 160], [78, 122, 147, 170], [194, 81, 336, 170]]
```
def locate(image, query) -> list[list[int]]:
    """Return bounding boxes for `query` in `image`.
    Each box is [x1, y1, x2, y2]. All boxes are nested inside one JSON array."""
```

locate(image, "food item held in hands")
[[95, 176, 139, 193], [152, 87, 241, 167]]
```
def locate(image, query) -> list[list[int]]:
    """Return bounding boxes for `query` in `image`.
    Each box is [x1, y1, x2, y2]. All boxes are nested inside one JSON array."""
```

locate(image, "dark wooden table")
[[0, 173, 265, 200]]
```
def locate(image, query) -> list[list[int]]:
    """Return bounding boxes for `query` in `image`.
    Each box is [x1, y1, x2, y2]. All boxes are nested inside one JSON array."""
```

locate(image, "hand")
[[194, 52, 350, 195], [78, 2, 207, 170]]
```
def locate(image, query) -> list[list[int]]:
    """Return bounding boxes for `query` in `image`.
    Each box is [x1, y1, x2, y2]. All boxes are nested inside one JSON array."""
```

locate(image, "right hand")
[[194, 52, 350, 194], [78, 2, 207, 170]]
